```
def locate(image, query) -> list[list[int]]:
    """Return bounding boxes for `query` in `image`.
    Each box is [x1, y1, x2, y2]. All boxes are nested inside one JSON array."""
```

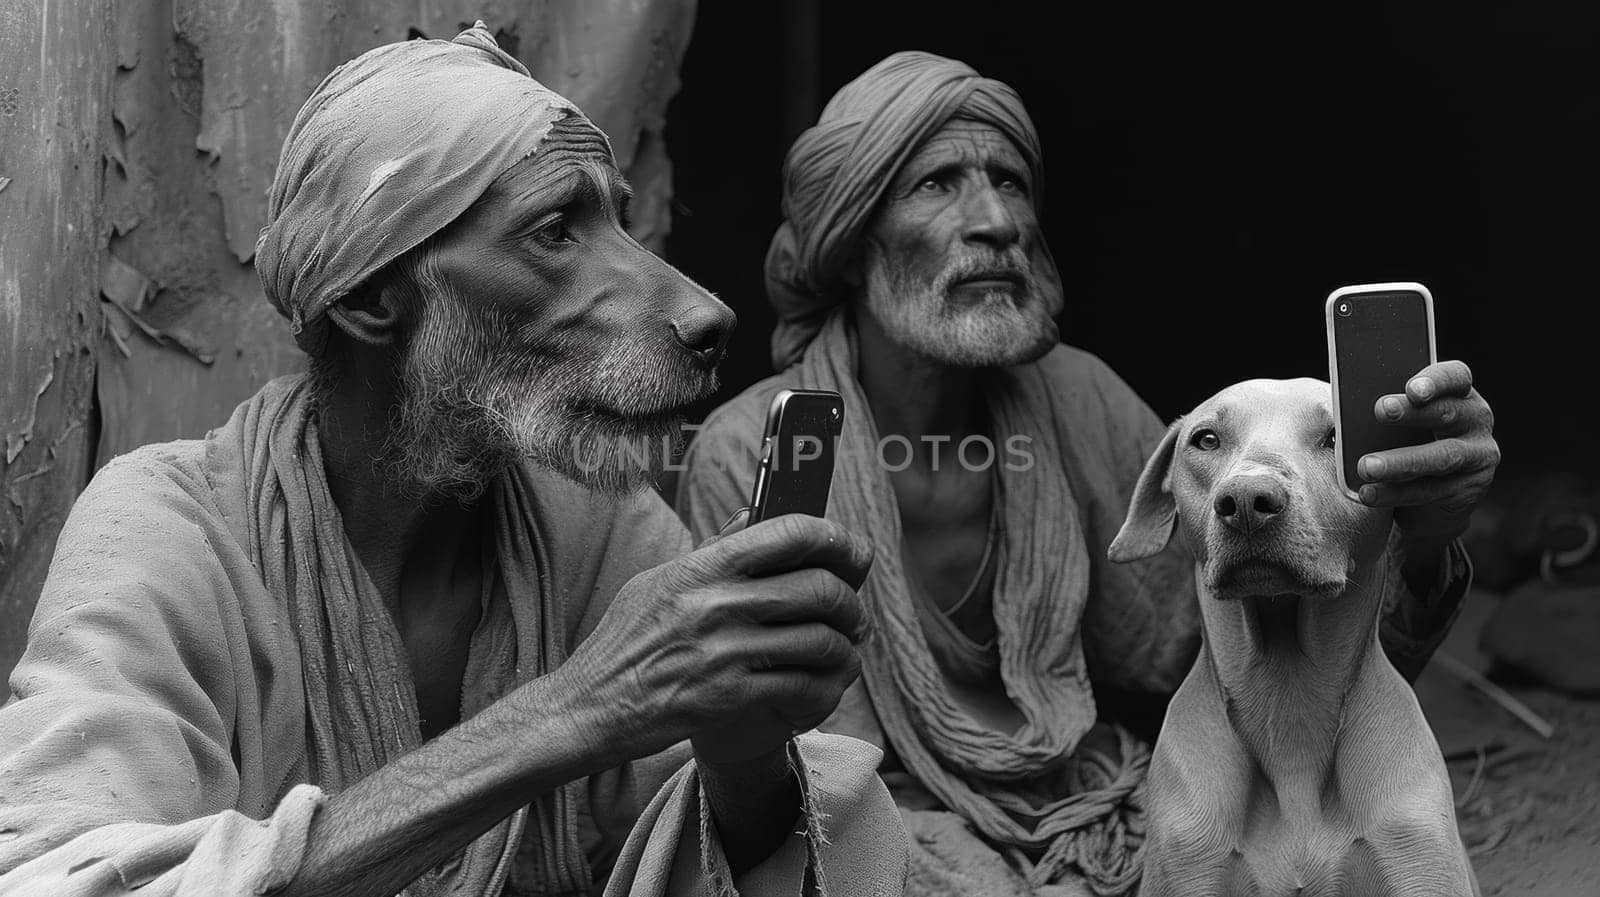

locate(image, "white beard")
[[861, 246, 1062, 368]]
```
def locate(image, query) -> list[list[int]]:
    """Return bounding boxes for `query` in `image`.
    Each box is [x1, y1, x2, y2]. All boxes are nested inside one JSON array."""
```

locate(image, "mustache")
[[934, 248, 1035, 294]]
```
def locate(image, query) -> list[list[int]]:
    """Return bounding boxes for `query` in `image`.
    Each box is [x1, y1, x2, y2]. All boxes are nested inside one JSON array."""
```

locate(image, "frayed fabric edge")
[[694, 738, 835, 897]]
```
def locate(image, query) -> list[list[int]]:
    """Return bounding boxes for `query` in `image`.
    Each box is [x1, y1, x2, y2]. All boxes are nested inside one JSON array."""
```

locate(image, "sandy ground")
[[1415, 585, 1600, 896]]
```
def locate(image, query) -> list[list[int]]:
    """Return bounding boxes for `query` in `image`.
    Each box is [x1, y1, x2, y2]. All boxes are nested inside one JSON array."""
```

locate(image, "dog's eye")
[[1322, 427, 1337, 449], [530, 212, 574, 245], [1190, 429, 1220, 451]]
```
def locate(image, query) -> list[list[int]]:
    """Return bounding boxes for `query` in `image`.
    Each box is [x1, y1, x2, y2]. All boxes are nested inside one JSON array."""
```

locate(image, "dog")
[[1108, 379, 1478, 897]]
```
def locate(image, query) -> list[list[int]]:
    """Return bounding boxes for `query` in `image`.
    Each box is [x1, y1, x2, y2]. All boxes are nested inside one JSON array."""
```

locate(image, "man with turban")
[[0, 26, 910, 897], [676, 51, 1500, 896]]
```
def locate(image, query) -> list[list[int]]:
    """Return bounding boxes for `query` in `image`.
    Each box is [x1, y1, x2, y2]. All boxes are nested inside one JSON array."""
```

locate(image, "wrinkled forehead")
[[472, 115, 627, 220], [890, 117, 1030, 191], [1187, 378, 1334, 436]]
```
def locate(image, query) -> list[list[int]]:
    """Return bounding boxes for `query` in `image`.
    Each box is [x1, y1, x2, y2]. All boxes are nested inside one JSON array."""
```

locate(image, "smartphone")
[[746, 389, 844, 525], [1325, 282, 1438, 500]]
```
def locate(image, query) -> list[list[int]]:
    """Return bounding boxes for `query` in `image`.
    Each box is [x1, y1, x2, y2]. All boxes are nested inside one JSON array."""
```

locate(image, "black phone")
[[747, 389, 844, 525], [1325, 282, 1438, 499]]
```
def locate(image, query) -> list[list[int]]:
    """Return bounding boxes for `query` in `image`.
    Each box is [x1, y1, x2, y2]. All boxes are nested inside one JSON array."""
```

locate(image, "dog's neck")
[[1197, 556, 1389, 793]]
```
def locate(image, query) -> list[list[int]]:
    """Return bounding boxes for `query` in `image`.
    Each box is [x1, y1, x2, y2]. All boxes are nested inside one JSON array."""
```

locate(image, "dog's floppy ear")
[[1108, 418, 1184, 563]]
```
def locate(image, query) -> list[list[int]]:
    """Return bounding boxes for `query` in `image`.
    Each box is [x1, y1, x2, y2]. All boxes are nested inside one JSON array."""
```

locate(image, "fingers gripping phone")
[[1325, 282, 1438, 500], [747, 389, 844, 524]]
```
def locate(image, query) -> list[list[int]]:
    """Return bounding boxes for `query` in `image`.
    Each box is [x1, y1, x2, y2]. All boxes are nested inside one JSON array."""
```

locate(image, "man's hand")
[[558, 513, 873, 766], [1357, 360, 1500, 541], [276, 517, 871, 897]]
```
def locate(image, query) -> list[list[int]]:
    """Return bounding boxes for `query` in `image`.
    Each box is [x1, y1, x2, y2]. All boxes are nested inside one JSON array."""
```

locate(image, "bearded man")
[[0, 27, 909, 897], [676, 52, 1499, 896]]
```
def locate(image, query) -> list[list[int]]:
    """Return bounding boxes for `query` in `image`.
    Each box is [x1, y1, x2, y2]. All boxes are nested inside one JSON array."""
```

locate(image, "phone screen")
[[747, 390, 844, 524], [1328, 286, 1436, 496]]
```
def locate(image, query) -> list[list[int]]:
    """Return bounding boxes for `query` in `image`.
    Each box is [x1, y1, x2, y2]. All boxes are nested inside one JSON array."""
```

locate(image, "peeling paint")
[[100, 253, 155, 313], [1, 0, 110, 692], [100, 302, 216, 365], [3, 368, 55, 465], [168, 0, 695, 264], [9, 461, 60, 493]]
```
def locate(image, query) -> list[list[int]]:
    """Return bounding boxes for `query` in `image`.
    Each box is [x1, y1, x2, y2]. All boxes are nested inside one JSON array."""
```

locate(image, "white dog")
[[1110, 379, 1477, 897]]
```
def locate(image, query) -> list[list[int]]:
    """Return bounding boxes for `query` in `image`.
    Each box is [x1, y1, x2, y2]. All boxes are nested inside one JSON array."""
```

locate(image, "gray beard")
[[861, 248, 1062, 368], [379, 283, 696, 502]]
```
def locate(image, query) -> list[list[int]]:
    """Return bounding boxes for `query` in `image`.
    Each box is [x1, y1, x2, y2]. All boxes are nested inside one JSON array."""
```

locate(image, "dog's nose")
[[670, 302, 736, 366], [1213, 474, 1289, 534]]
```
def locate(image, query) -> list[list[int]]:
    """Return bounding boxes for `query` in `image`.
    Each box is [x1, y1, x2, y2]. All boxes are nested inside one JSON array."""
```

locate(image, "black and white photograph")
[[0, 1, 1595, 895]]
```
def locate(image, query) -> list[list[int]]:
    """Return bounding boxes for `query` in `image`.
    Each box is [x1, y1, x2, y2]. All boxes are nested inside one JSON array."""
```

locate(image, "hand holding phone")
[[1325, 282, 1438, 500], [747, 389, 844, 525]]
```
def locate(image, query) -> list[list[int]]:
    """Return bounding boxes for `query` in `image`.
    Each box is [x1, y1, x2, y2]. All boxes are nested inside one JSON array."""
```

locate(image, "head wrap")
[[256, 23, 608, 355], [764, 51, 1045, 369]]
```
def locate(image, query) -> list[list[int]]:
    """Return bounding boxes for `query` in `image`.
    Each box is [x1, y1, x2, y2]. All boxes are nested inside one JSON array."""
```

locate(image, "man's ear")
[[1108, 418, 1184, 563], [325, 284, 404, 347]]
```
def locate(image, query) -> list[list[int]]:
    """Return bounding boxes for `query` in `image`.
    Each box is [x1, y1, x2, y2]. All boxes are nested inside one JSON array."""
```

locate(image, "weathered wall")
[[1, 0, 697, 689], [0, 0, 113, 688]]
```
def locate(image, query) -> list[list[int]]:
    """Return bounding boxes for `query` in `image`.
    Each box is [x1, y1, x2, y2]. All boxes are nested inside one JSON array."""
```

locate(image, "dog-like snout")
[[669, 294, 736, 366], [1213, 474, 1289, 535]]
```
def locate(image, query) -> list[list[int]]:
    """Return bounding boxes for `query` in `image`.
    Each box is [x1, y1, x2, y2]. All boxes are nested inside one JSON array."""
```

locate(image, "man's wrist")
[[1394, 530, 1457, 604], [1394, 504, 1472, 544], [1381, 534, 1472, 682], [694, 742, 793, 789], [520, 664, 645, 779], [695, 742, 803, 875]]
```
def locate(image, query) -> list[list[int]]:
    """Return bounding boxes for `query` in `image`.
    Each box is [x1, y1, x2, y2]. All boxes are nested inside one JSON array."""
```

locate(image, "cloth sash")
[[793, 311, 1147, 893], [237, 377, 587, 895]]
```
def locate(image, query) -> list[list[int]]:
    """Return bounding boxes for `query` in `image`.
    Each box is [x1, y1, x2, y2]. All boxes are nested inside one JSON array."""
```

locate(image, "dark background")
[[664, 0, 1598, 484]]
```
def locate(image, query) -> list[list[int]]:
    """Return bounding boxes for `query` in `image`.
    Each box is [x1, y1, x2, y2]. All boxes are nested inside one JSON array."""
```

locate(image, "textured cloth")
[[248, 375, 590, 894], [0, 375, 906, 896], [254, 23, 597, 355], [680, 312, 1183, 895], [763, 51, 1043, 370], [611, 738, 909, 897], [676, 311, 1475, 896]]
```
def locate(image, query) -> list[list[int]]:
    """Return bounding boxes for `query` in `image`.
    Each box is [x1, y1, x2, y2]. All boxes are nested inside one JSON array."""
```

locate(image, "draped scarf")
[[794, 312, 1148, 893], [233, 377, 588, 896]]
